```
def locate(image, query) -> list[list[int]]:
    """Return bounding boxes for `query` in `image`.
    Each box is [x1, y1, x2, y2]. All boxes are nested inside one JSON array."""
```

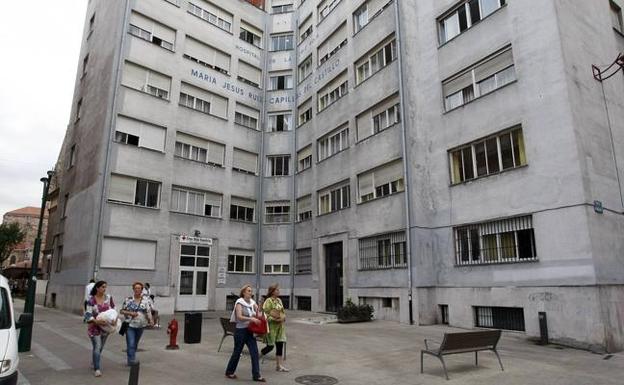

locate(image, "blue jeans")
[[126, 327, 144, 365], [225, 328, 261, 379], [90, 334, 108, 371]]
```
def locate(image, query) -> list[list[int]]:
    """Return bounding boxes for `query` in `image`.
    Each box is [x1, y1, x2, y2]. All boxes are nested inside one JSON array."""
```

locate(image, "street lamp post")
[[18, 170, 54, 352]]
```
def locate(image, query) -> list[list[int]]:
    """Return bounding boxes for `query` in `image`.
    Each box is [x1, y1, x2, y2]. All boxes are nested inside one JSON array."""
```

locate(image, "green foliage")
[[337, 298, 374, 322], [0, 222, 26, 266]]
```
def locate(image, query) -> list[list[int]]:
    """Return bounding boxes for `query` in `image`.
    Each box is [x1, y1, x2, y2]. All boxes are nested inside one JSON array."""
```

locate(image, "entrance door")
[[176, 244, 210, 311], [325, 242, 343, 313]]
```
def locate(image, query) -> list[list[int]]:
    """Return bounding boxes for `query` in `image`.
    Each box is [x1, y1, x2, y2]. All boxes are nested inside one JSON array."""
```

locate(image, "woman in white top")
[[225, 284, 266, 382], [120, 282, 153, 366]]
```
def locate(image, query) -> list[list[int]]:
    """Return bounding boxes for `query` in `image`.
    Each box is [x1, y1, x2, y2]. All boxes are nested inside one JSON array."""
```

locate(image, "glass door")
[[176, 244, 210, 311]]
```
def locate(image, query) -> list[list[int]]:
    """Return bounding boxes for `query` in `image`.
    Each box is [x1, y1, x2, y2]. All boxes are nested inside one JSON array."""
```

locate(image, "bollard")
[[128, 362, 140, 385], [166, 318, 179, 350], [538, 312, 549, 345]]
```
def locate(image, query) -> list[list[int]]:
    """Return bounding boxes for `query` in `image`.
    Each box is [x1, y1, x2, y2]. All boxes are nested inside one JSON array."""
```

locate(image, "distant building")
[[2, 207, 48, 274], [45, 0, 624, 352]]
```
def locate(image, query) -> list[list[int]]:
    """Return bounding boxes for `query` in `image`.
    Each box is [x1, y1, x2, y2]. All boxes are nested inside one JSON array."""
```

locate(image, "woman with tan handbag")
[[261, 284, 289, 372]]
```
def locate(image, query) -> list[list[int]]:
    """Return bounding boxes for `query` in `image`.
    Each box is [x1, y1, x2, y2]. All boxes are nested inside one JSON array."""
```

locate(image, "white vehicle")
[[0, 274, 31, 385]]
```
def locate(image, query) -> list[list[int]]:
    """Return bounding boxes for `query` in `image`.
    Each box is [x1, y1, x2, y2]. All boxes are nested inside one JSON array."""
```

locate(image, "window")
[[358, 160, 404, 202], [298, 98, 313, 126], [265, 201, 291, 223], [76, 99, 82, 121], [439, 305, 449, 324], [179, 82, 228, 118], [165, 0, 181, 5], [295, 247, 312, 274], [171, 187, 222, 217], [184, 36, 231, 74], [109, 174, 161, 208], [318, 72, 348, 111], [234, 103, 260, 130], [318, 0, 342, 22], [438, 0, 506, 43], [318, 125, 348, 161], [55, 245, 63, 272], [174, 132, 225, 166], [296, 195, 312, 221], [230, 197, 255, 222], [450, 126, 526, 184], [263, 251, 290, 274], [318, 182, 350, 215], [359, 231, 406, 270], [297, 296, 312, 310], [268, 112, 292, 132], [318, 22, 347, 65], [122, 61, 171, 99], [266, 155, 290, 176], [273, 4, 294, 13], [62, 194, 69, 218], [188, 1, 233, 33], [355, 37, 397, 85], [299, 56, 313, 83], [68, 145, 76, 168], [357, 94, 400, 141], [232, 148, 258, 175], [115, 115, 167, 152], [299, 15, 313, 42], [228, 249, 254, 272], [269, 73, 294, 90], [612, 1, 623, 33], [129, 12, 176, 51], [270, 34, 294, 51], [82, 54, 89, 77], [238, 61, 262, 88], [353, 4, 368, 33], [88, 13, 95, 37], [297, 146, 312, 172], [455, 215, 537, 265], [443, 46, 515, 111], [239, 21, 263, 48], [475, 306, 525, 331]]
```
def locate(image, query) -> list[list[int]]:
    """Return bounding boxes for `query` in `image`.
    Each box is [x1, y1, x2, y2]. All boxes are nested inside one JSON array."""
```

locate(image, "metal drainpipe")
[[93, 0, 132, 279], [394, 0, 415, 325], [255, 10, 271, 299], [289, 8, 300, 310]]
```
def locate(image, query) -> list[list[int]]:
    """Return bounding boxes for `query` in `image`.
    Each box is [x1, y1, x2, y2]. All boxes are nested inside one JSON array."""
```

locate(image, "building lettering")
[[190, 68, 262, 103]]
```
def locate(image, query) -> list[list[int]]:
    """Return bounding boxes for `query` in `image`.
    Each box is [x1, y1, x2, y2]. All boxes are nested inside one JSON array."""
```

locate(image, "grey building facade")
[[45, 0, 624, 352]]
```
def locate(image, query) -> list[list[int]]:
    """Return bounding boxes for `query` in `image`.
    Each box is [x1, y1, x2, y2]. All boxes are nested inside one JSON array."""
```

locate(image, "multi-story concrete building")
[[45, 0, 624, 352]]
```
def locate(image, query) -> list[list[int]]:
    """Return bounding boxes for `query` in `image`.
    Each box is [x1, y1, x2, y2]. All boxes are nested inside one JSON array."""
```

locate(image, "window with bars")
[[296, 247, 312, 274], [450, 126, 526, 184], [228, 249, 254, 273], [128, 13, 175, 51], [443, 46, 515, 111], [270, 34, 294, 51], [474, 306, 525, 331], [187, 2, 232, 33], [265, 202, 291, 223], [439, 0, 506, 44], [318, 183, 350, 215], [268, 112, 292, 132], [171, 187, 222, 217], [358, 160, 404, 202], [359, 231, 407, 270], [266, 155, 290, 176], [355, 37, 397, 85], [455, 215, 537, 265], [296, 195, 312, 221], [318, 125, 349, 161], [230, 197, 255, 222]]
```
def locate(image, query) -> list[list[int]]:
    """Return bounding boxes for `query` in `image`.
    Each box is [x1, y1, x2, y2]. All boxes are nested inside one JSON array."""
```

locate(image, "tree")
[[0, 222, 25, 269]]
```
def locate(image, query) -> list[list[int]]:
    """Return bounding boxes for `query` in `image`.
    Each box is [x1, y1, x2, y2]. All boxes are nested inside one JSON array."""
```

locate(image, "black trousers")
[[261, 341, 284, 356]]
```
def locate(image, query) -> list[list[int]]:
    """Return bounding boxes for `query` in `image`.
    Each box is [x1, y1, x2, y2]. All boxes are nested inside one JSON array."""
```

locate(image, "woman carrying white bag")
[[84, 280, 117, 377]]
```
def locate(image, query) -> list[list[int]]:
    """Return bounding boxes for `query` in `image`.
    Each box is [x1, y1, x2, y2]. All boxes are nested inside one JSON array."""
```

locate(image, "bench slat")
[[440, 330, 501, 352]]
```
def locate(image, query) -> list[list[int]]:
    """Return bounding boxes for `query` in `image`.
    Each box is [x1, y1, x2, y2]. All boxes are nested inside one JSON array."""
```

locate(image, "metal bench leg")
[[420, 351, 424, 373], [475, 351, 478, 366], [438, 356, 450, 380], [218, 335, 227, 352], [493, 349, 504, 371]]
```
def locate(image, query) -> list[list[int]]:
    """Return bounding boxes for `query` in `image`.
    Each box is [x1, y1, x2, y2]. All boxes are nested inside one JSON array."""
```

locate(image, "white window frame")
[[228, 251, 254, 273], [353, 3, 369, 33], [270, 34, 294, 51], [355, 38, 397, 85], [187, 2, 232, 33], [268, 112, 292, 132], [317, 126, 349, 161], [265, 202, 291, 223], [438, 0, 506, 44], [239, 27, 262, 48], [235, 112, 258, 130], [128, 21, 175, 51], [171, 187, 222, 217], [266, 155, 291, 176], [318, 183, 350, 215]]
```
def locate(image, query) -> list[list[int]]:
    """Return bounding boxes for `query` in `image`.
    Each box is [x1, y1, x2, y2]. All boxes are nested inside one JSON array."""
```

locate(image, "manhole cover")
[[295, 375, 338, 385]]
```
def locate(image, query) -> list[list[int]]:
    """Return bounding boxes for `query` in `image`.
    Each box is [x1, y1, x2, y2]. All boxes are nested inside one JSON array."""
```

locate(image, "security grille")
[[297, 296, 312, 311], [475, 306, 525, 331], [359, 231, 407, 270]]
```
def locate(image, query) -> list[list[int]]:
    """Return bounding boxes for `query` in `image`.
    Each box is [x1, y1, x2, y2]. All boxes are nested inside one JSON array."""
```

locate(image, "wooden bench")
[[421, 329, 504, 380]]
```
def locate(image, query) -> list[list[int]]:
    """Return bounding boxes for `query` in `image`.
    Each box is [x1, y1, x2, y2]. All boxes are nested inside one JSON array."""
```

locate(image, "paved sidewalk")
[[16, 300, 624, 385]]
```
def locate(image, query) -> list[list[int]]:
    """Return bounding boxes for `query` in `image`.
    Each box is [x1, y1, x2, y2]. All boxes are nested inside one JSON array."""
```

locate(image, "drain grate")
[[295, 375, 339, 385]]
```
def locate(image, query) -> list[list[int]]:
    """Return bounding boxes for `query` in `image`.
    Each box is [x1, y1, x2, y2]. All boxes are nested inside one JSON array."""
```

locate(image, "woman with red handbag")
[[225, 284, 267, 382]]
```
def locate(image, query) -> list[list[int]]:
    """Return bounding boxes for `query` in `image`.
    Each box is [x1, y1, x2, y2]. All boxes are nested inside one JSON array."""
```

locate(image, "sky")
[[0, 1, 88, 220]]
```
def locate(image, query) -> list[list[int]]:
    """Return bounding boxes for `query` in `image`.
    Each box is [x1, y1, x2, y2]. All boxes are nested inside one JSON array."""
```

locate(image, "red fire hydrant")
[[166, 318, 179, 350]]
